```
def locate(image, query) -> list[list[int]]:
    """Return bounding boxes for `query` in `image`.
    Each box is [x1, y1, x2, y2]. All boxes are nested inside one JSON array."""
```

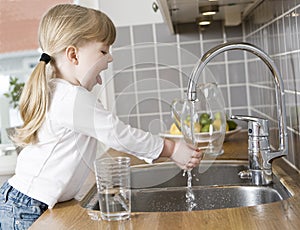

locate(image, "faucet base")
[[239, 169, 273, 185]]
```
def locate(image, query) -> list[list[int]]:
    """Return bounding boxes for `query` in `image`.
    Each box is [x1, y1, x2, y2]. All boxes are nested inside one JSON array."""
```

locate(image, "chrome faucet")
[[187, 42, 288, 185]]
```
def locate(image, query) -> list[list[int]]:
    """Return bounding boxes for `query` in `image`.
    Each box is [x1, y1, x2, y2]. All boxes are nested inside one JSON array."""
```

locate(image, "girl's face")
[[76, 41, 113, 91]]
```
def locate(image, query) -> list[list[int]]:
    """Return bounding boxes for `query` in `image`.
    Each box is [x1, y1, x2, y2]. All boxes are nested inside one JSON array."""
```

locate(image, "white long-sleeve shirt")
[[9, 79, 164, 208]]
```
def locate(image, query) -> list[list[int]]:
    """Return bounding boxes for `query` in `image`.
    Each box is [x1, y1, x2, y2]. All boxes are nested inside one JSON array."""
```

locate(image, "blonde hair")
[[14, 4, 116, 146]]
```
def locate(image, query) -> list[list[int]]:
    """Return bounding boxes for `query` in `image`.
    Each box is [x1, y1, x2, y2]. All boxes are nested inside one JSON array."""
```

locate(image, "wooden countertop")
[[30, 132, 300, 230]]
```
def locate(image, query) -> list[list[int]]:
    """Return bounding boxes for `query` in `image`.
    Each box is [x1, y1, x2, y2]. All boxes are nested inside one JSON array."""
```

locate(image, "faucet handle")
[[230, 115, 269, 137]]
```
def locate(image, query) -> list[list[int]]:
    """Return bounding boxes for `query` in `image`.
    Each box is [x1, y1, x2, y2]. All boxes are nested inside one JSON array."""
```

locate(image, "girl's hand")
[[170, 140, 203, 170]]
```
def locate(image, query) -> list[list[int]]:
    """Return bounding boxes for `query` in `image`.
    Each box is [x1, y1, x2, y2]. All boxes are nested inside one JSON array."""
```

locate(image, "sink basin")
[[81, 160, 292, 213], [130, 185, 288, 212]]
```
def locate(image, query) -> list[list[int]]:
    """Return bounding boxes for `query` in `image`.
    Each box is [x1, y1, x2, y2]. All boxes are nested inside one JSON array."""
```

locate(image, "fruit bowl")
[[159, 126, 242, 142]]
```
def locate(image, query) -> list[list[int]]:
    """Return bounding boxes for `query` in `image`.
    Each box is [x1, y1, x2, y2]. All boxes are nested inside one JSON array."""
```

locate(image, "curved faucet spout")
[[187, 42, 288, 157]]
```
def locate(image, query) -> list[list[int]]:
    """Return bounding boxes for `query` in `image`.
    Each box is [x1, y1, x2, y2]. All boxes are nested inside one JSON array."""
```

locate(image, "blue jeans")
[[0, 181, 48, 230]]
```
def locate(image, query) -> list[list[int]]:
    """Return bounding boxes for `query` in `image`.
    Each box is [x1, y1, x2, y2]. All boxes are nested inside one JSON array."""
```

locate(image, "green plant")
[[3, 76, 25, 109]]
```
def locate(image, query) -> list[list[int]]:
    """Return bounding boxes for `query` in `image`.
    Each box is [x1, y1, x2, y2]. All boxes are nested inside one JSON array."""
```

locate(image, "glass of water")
[[94, 156, 131, 221]]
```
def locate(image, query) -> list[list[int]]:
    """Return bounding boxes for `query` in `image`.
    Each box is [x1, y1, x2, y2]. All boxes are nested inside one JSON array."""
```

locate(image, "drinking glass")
[[94, 157, 131, 221], [172, 83, 226, 156]]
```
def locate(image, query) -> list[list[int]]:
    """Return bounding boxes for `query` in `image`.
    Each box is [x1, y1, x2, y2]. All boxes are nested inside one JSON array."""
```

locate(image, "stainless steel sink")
[[81, 160, 292, 213], [130, 184, 289, 212]]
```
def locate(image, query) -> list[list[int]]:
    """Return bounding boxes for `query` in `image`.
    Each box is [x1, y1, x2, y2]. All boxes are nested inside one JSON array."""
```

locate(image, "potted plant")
[[2, 76, 24, 152], [3, 76, 25, 109]]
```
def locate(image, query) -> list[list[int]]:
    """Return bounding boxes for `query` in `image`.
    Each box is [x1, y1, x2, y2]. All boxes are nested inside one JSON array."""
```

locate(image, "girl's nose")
[[107, 53, 113, 63]]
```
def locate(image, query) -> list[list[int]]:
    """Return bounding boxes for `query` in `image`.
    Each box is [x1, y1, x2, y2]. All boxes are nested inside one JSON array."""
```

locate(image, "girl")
[[0, 4, 202, 229]]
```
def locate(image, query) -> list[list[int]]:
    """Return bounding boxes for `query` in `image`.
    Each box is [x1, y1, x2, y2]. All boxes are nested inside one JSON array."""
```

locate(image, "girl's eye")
[[101, 51, 108, 55]]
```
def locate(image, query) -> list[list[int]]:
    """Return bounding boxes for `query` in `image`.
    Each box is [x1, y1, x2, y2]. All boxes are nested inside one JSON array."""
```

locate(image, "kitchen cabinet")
[[79, 0, 164, 27]]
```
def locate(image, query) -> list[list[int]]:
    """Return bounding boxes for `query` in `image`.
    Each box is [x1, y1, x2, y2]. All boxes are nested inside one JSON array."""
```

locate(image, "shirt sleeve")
[[51, 86, 164, 162]]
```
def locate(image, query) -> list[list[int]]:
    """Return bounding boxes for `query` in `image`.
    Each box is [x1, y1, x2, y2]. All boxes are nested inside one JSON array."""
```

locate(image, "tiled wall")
[[244, 0, 300, 169], [110, 0, 300, 170], [110, 21, 248, 136]]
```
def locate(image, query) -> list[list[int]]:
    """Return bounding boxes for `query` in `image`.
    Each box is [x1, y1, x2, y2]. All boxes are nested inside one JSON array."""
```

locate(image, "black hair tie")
[[39, 53, 51, 64]]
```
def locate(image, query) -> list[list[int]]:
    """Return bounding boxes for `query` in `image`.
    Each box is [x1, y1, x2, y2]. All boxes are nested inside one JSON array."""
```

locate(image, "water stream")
[[184, 170, 197, 211]]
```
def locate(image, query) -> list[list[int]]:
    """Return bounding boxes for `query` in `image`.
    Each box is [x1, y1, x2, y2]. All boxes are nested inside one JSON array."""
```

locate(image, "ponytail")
[[13, 55, 51, 146]]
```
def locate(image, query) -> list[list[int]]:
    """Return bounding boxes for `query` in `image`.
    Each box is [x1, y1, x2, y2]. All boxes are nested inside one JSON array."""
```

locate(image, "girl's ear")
[[66, 46, 78, 65]]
